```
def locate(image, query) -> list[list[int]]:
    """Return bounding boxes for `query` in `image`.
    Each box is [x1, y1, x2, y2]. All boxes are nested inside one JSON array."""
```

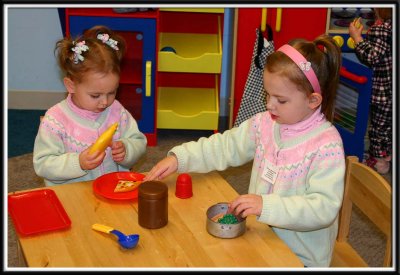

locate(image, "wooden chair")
[[330, 156, 392, 267]]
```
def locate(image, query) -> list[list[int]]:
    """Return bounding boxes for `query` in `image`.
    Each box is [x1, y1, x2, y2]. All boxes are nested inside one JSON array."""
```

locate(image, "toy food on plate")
[[89, 122, 118, 154], [114, 180, 143, 193]]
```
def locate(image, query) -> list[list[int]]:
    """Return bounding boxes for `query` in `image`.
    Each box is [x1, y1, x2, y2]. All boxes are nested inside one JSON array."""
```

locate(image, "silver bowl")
[[206, 202, 246, 239]]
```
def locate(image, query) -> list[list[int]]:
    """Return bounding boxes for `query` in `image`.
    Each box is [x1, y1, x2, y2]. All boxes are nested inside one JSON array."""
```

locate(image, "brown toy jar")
[[138, 181, 168, 229]]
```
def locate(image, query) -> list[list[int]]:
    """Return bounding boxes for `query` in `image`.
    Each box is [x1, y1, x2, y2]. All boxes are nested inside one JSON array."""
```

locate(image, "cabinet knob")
[[136, 34, 143, 41]]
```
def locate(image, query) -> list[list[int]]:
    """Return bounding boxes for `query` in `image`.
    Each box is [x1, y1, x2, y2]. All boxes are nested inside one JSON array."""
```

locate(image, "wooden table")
[[10, 171, 304, 268]]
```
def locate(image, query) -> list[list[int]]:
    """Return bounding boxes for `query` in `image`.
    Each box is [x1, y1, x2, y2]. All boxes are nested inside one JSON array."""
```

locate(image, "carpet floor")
[[7, 128, 391, 268], [7, 109, 46, 158]]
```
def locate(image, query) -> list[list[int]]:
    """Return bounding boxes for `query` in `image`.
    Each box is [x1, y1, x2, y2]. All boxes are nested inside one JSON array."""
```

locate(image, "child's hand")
[[79, 148, 106, 171], [349, 17, 364, 44], [227, 194, 263, 218], [144, 155, 178, 181], [111, 140, 125, 163]]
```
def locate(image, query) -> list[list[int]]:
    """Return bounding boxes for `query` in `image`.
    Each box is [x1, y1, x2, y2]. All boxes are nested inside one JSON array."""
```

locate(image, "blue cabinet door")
[[69, 16, 156, 135], [333, 53, 373, 161]]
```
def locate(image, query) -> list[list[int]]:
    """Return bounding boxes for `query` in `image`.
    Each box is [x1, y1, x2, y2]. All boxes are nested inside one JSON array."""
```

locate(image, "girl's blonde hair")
[[265, 34, 341, 122], [55, 25, 126, 83]]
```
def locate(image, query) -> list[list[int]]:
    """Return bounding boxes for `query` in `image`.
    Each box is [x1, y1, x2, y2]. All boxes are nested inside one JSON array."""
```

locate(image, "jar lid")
[[139, 181, 168, 199]]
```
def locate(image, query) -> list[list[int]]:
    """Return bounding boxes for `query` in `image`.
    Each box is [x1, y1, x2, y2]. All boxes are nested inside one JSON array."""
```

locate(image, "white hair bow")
[[71, 41, 89, 64], [97, 33, 119, 51]]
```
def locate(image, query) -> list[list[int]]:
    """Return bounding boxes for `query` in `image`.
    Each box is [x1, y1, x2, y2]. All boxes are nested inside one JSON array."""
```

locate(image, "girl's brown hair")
[[265, 34, 341, 122], [374, 8, 392, 21], [55, 25, 126, 83]]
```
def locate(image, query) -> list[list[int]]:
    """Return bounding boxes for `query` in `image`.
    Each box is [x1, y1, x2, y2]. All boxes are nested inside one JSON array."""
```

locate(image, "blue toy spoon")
[[92, 223, 139, 249]]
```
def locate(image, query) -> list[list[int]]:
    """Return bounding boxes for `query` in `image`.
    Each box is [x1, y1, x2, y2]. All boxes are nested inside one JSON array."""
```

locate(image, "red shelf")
[[158, 72, 217, 88], [159, 11, 221, 34], [66, 8, 159, 19]]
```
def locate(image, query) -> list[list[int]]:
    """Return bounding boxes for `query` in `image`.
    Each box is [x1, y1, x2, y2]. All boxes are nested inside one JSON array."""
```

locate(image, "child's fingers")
[[112, 152, 125, 162], [112, 146, 124, 156], [228, 196, 244, 214], [144, 167, 163, 181]]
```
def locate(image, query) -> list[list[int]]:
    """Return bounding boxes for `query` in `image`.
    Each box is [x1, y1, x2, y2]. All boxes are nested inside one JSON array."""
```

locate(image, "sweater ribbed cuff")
[[168, 147, 185, 173], [257, 194, 277, 224]]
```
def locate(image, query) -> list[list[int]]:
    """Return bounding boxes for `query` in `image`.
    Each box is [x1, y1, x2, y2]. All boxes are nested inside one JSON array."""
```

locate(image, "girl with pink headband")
[[144, 34, 344, 267]]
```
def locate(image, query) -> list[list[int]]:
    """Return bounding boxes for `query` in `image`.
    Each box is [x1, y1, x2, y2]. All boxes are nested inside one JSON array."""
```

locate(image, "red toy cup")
[[175, 173, 193, 199]]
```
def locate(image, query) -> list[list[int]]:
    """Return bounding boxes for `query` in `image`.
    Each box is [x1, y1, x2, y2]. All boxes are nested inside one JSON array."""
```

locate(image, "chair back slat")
[[335, 156, 392, 267], [348, 162, 392, 236]]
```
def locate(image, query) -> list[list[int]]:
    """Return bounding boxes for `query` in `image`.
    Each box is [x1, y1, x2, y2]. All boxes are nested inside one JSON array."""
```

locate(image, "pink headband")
[[277, 44, 321, 94]]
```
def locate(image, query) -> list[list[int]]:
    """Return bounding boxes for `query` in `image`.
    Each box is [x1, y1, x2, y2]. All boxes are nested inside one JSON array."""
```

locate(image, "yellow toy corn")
[[353, 17, 361, 28], [89, 122, 118, 154]]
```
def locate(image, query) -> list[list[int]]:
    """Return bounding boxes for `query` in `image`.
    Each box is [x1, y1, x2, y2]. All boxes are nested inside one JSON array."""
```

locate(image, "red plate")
[[8, 189, 71, 236], [93, 172, 145, 200]]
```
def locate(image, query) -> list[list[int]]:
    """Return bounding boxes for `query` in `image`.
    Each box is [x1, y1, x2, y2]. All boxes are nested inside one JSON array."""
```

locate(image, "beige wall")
[[8, 8, 65, 93], [8, 90, 67, 110]]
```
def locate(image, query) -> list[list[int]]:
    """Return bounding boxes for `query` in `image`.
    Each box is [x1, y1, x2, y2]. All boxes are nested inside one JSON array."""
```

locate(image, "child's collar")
[[66, 94, 102, 121], [279, 107, 325, 140]]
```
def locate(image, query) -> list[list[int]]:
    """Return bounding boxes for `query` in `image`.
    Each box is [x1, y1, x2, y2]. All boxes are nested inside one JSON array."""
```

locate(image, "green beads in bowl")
[[217, 213, 239, 224]]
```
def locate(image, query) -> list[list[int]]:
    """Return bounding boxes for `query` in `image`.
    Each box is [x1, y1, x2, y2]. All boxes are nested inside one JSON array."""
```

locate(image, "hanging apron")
[[234, 25, 274, 127]]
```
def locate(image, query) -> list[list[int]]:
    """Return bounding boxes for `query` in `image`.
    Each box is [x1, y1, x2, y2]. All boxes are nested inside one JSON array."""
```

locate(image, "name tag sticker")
[[262, 162, 279, 185]]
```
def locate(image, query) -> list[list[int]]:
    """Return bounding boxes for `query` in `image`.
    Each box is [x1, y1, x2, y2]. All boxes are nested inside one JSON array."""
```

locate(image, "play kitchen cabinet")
[[231, 7, 328, 127], [156, 9, 224, 131], [65, 8, 158, 146]]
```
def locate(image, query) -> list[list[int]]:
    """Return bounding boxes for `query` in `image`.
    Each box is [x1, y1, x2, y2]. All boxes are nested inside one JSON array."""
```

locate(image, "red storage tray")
[[8, 189, 71, 236]]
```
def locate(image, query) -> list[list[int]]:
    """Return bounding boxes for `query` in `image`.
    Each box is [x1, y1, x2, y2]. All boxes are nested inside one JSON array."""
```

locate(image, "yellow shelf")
[[159, 8, 224, 13], [158, 17, 222, 73], [157, 77, 219, 130]]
